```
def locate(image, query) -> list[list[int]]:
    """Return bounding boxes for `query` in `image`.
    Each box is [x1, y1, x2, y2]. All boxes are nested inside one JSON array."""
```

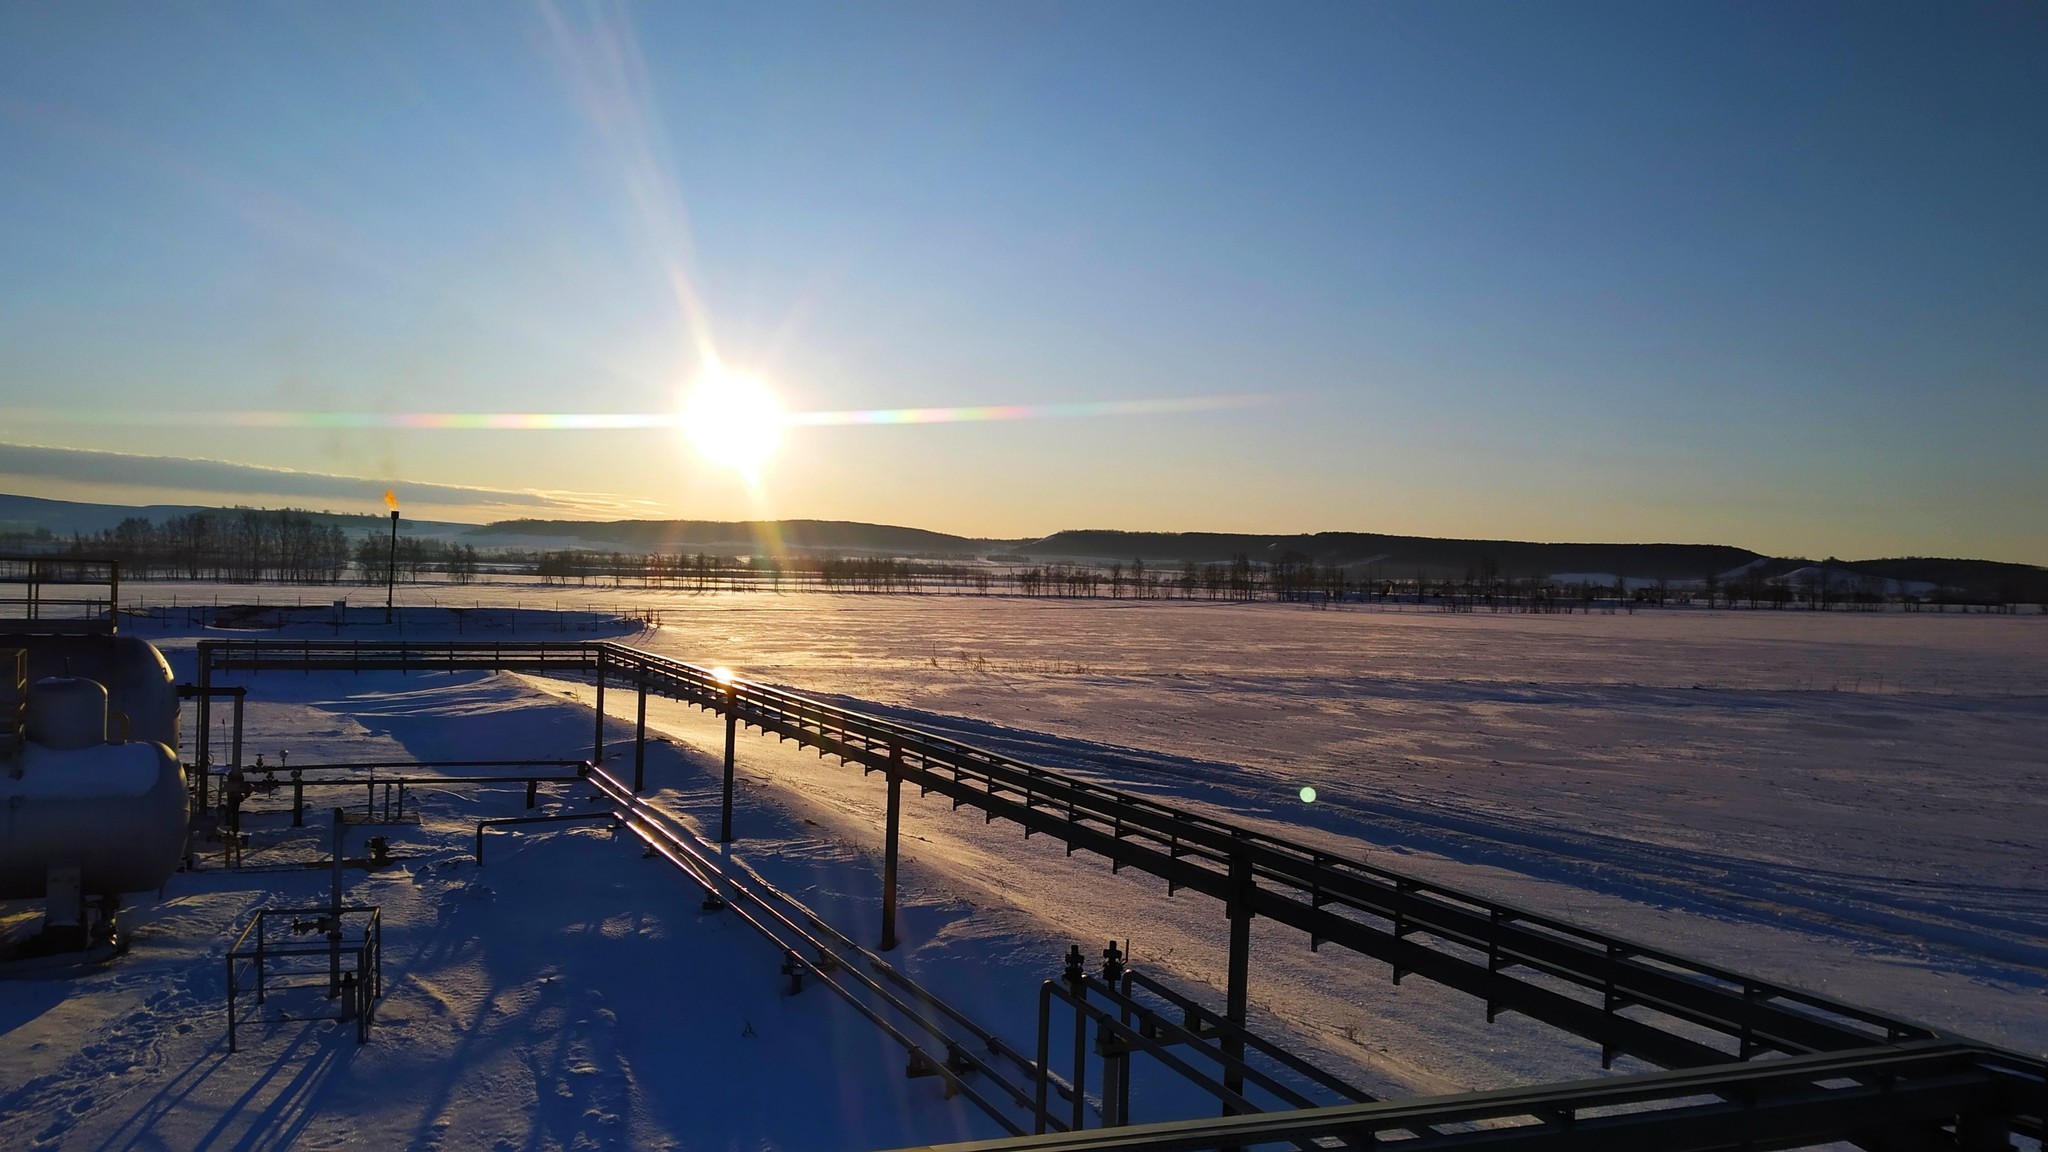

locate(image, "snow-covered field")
[[4, 588, 2044, 1149]]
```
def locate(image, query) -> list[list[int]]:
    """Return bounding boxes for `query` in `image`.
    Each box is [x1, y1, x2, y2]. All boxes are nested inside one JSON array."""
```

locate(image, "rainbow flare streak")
[[0, 395, 1262, 430]]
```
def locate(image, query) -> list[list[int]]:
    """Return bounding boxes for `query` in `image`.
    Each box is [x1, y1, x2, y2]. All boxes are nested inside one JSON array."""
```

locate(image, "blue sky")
[[1, 2, 2042, 561]]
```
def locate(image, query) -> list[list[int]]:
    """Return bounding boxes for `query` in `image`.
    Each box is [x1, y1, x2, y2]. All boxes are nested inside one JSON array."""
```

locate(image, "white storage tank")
[[1, 656, 187, 903], [0, 739, 187, 898]]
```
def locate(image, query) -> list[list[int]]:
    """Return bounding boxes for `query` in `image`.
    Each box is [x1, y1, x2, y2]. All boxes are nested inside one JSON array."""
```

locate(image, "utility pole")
[[384, 507, 399, 624]]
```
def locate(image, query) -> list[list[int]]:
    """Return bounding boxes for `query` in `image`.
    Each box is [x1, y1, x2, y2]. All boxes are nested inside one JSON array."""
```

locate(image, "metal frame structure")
[[194, 638, 2047, 1150], [224, 905, 383, 1052], [0, 556, 120, 634]]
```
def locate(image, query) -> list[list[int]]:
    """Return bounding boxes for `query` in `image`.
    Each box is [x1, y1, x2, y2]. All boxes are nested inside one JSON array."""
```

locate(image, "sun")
[[682, 371, 785, 480]]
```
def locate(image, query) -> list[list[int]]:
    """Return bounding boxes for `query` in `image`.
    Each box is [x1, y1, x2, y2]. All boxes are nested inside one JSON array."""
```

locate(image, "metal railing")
[[0, 556, 119, 633]]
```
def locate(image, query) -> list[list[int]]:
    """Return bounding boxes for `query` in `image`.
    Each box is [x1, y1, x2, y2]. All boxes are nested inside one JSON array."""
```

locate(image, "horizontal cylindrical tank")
[[0, 740, 187, 899], [25, 676, 108, 751]]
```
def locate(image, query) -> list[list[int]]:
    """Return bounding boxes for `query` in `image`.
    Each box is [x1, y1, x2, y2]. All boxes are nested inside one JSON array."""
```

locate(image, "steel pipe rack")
[[196, 638, 2048, 1149]]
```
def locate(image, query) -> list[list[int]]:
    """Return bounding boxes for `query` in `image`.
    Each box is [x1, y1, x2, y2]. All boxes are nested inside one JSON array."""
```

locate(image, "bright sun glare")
[[683, 372, 785, 480]]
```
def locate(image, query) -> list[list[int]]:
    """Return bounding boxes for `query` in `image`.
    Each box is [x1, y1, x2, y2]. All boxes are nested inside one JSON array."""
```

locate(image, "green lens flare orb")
[[1299, 786, 1317, 803]]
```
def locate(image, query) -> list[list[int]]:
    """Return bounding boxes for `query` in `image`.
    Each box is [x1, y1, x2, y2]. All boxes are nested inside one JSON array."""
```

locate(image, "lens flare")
[[1299, 786, 1318, 804], [682, 373, 784, 480]]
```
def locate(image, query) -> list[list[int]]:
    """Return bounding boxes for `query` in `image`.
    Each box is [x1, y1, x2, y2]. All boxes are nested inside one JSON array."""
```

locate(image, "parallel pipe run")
[[582, 763, 1046, 1135], [192, 638, 2046, 1150], [254, 759, 592, 773], [1029, 951, 1388, 1142], [886, 1040, 2039, 1152], [1038, 979, 1265, 1128], [1119, 970, 1371, 1106]]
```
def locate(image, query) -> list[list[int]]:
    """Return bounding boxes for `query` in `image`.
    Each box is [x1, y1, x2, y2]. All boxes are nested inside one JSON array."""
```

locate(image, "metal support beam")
[[195, 662, 212, 815], [633, 673, 647, 793], [230, 690, 243, 776], [719, 686, 737, 843], [883, 742, 903, 951], [329, 807, 345, 997], [1098, 1019, 1129, 1128], [1223, 850, 1253, 1114], [592, 649, 605, 765]]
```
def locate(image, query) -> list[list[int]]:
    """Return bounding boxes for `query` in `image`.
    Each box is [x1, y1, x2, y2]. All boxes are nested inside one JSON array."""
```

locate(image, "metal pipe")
[[474, 812, 615, 864], [1036, 982, 1055, 1134], [1097, 1017, 1126, 1127], [1224, 851, 1253, 1114], [329, 808, 344, 912], [195, 661, 211, 816], [1071, 975, 1088, 1133], [230, 691, 243, 779], [273, 774, 584, 788], [882, 742, 902, 951], [719, 685, 736, 842], [592, 648, 605, 765], [633, 673, 647, 793], [329, 807, 344, 997], [258, 759, 590, 772]]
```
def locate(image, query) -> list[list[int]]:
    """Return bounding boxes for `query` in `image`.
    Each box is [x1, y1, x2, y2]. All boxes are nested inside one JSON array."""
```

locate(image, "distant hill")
[[1014, 529, 1766, 582], [472, 518, 999, 557], [3, 493, 2041, 597], [0, 493, 471, 540], [0, 493, 219, 538], [1842, 557, 2048, 604]]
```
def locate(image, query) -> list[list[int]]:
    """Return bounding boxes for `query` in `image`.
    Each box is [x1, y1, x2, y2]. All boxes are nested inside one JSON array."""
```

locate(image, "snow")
[[3, 587, 2044, 1149]]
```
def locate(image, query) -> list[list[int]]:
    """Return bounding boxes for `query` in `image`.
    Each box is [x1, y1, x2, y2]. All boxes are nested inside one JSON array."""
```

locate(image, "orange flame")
[[384, 490, 399, 511]]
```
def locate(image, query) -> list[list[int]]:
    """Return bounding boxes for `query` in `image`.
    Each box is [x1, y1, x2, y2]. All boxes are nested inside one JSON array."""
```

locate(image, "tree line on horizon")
[[21, 513, 2039, 611], [35, 509, 483, 586]]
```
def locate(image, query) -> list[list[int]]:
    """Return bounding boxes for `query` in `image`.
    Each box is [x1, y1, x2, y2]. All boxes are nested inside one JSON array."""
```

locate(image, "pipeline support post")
[[633, 672, 648, 793], [329, 807, 345, 997], [881, 742, 903, 951], [230, 691, 244, 776], [718, 684, 737, 842], [592, 649, 606, 766], [195, 659, 211, 815], [1099, 940, 1130, 1127], [1097, 1019, 1129, 1128], [1223, 849, 1253, 1114]]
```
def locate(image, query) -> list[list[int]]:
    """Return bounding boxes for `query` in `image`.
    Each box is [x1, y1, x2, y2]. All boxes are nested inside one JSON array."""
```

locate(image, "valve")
[[1101, 939, 1126, 984]]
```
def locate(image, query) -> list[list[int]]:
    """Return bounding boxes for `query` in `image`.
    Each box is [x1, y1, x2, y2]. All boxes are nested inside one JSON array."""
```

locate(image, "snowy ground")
[[4, 587, 2044, 1149]]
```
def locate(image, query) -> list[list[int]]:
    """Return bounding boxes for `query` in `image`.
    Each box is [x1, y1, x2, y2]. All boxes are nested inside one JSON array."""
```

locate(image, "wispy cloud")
[[0, 442, 646, 518]]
